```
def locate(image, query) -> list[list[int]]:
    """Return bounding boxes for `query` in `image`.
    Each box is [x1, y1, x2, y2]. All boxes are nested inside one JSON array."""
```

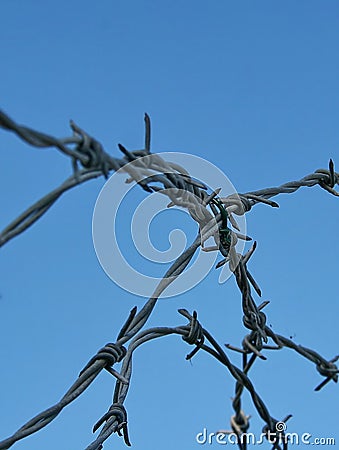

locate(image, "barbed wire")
[[0, 109, 338, 450]]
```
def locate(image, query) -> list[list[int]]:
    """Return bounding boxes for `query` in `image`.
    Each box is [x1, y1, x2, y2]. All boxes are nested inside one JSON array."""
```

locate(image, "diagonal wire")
[[0, 110, 337, 450]]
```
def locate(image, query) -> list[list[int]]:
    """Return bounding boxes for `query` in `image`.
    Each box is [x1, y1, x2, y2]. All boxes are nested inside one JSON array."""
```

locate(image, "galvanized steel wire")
[[0, 109, 338, 450]]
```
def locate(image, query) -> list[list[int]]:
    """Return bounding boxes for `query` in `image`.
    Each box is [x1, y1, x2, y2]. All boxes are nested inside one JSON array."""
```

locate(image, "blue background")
[[0, 1, 338, 449]]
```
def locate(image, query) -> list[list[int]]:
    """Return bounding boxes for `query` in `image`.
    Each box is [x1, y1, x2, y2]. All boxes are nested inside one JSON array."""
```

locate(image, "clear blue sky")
[[0, 1, 338, 449]]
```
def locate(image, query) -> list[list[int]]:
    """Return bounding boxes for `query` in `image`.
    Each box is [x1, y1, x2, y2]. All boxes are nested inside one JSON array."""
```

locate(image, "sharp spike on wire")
[[227, 212, 241, 231], [242, 241, 257, 265], [216, 257, 229, 269], [144, 113, 151, 154], [245, 268, 262, 297], [329, 158, 335, 187]]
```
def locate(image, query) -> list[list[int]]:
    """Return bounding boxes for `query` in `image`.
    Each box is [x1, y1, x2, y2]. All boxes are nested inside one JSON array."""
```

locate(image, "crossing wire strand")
[[0, 109, 338, 450]]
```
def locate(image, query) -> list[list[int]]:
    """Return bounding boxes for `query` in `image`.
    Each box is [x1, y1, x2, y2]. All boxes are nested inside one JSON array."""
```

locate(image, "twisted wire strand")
[[1, 109, 338, 248], [86, 310, 279, 450], [0, 109, 338, 450]]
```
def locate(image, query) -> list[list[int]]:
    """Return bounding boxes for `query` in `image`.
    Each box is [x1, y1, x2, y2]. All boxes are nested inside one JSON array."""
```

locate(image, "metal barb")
[[0, 110, 337, 450]]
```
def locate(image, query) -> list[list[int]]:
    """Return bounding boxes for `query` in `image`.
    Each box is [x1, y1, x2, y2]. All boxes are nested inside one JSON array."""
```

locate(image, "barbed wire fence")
[[0, 109, 338, 450]]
